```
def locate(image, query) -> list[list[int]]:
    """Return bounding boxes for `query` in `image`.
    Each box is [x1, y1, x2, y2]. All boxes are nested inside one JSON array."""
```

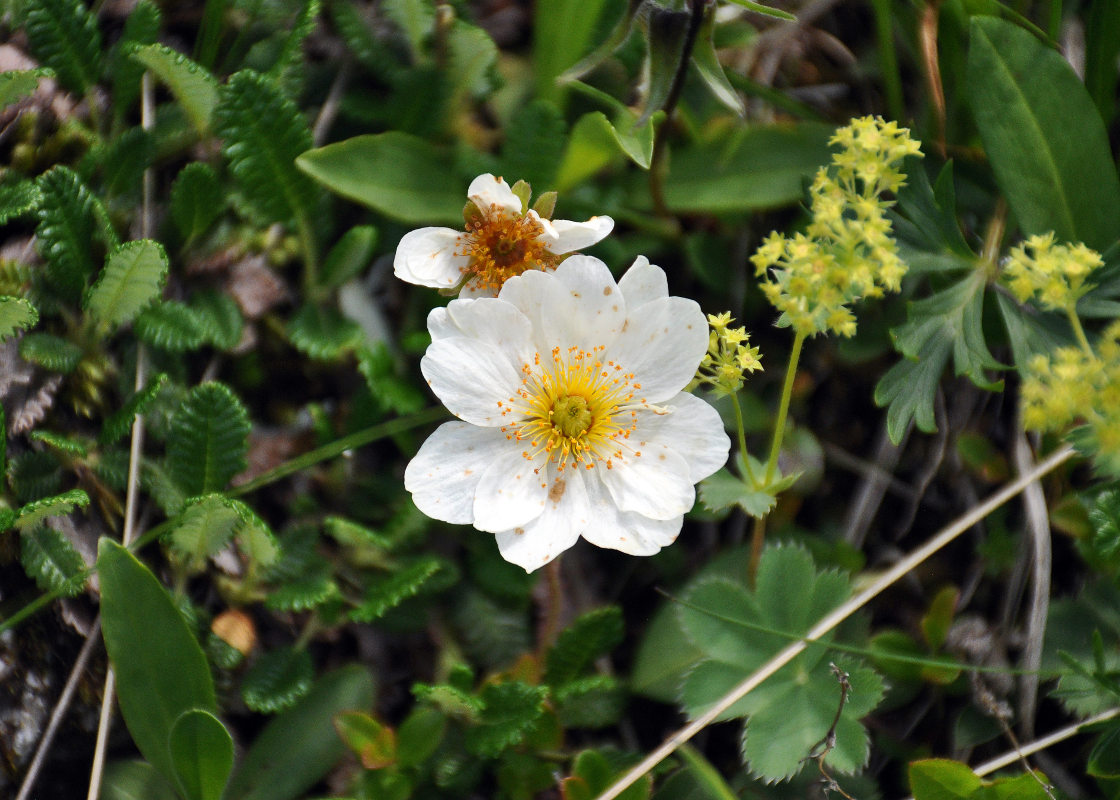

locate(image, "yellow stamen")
[[456, 204, 559, 291]]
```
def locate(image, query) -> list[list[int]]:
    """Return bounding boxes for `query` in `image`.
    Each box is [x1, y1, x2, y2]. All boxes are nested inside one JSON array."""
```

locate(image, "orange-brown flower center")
[[456, 204, 560, 291]]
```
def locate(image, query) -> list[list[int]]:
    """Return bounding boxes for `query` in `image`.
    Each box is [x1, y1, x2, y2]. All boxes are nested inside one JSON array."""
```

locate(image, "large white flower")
[[405, 255, 730, 571], [393, 174, 614, 296]]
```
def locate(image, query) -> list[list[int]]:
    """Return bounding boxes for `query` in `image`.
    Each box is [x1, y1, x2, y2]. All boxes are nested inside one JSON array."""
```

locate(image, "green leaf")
[[20, 524, 87, 595], [171, 163, 224, 242], [720, 0, 796, 20], [564, 749, 652, 800], [349, 557, 447, 622], [544, 606, 624, 687], [447, 19, 498, 101], [265, 560, 337, 612], [100, 760, 180, 800], [190, 290, 244, 351], [0, 69, 52, 111], [554, 674, 626, 728], [287, 303, 363, 360], [909, 758, 983, 799], [465, 681, 548, 757], [335, 710, 397, 769], [242, 646, 314, 713], [166, 382, 251, 496], [168, 709, 234, 800], [110, 2, 161, 117], [501, 99, 566, 192], [690, 4, 744, 116], [995, 293, 1072, 374], [320, 226, 378, 290], [98, 539, 216, 785], [383, 0, 435, 57], [0, 296, 39, 343], [215, 70, 316, 225], [533, 0, 623, 105], [85, 240, 169, 328], [224, 665, 375, 800], [875, 272, 1004, 443], [699, 463, 797, 519], [555, 86, 662, 187], [15, 488, 90, 531], [638, 4, 691, 126], [18, 332, 83, 373], [168, 494, 242, 572], [97, 127, 154, 201], [297, 132, 463, 224], [0, 176, 44, 224], [23, 0, 102, 95], [100, 373, 169, 445], [396, 707, 446, 769], [36, 166, 107, 301], [135, 301, 208, 352], [266, 0, 320, 95], [967, 16, 1120, 250], [131, 44, 219, 135]]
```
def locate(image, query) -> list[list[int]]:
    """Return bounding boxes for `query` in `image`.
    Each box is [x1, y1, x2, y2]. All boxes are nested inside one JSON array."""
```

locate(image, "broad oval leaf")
[[297, 132, 463, 224], [967, 17, 1120, 250], [86, 240, 169, 328], [166, 382, 251, 496], [97, 539, 216, 784], [168, 709, 234, 800]]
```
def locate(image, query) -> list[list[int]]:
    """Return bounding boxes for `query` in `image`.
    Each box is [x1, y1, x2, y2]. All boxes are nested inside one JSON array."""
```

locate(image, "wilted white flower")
[[393, 173, 614, 296], [405, 255, 729, 571]]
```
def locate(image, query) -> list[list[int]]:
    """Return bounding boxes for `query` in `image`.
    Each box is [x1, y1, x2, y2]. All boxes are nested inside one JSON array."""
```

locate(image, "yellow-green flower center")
[[553, 394, 593, 438]]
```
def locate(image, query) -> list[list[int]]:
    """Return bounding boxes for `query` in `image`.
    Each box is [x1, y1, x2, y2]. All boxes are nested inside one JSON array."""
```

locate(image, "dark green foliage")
[[554, 675, 626, 729], [544, 606, 624, 687], [94, 128, 154, 202], [134, 301, 208, 351], [20, 524, 87, 595], [23, 0, 102, 95], [465, 681, 549, 757], [1090, 490, 1120, 558], [501, 101, 567, 191], [0, 177, 44, 225], [18, 332, 83, 373], [13, 488, 90, 531], [265, 560, 337, 611], [8, 451, 64, 503], [100, 373, 169, 445], [171, 163, 225, 242], [130, 44, 219, 135], [214, 70, 317, 225], [242, 646, 314, 713], [190, 290, 244, 351], [0, 296, 39, 343], [267, 0, 320, 96], [110, 1, 161, 117], [35, 167, 109, 302], [349, 556, 451, 622], [166, 382, 251, 497], [287, 304, 363, 360], [320, 225, 378, 290], [85, 240, 169, 328]]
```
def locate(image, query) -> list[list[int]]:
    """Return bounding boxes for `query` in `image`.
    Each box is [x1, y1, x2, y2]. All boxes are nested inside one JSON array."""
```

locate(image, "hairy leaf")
[[171, 163, 224, 242], [166, 382, 251, 496], [23, 0, 102, 95], [544, 606, 624, 687], [28, 430, 87, 457], [134, 301, 208, 351], [0, 177, 44, 225], [110, 1, 161, 117], [287, 303, 363, 360], [18, 332, 83, 373], [466, 681, 548, 757], [349, 557, 448, 622], [190, 290, 244, 351], [100, 373, 169, 445], [131, 44, 219, 135], [447, 19, 498, 101], [0, 296, 39, 343], [36, 166, 109, 301], [168, 494, 242, 572], [0, 69, 52, 112], [85, 240, 169, 328], [267, 0, 320, 95], [20, 524, 87, 595], [97, 127, 155, 201], [265, 560, 338, 612], [214, 70, 316, 224], [242, 646, 314, 713]]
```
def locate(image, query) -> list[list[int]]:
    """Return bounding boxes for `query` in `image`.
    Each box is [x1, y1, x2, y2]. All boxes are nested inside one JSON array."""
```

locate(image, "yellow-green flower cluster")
[[690, 312, 763, 396], [752, 116, 922, 338], [1003, 232, 1102, 314], [1021, 320, 1120, 477]]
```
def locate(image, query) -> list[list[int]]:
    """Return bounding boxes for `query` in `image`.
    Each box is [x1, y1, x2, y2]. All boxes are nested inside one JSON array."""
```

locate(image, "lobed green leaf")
[[18, 332, 83, 373], [36, 166, 109, 302], [0, 296, 39, 343], [0, 177, 44, 225], [20, 524, 87, 596], [544, 606, 624, 687], [85, 240, 169, 328], [23, 0, 102, 95], [287, 303, 363, 360], [168, 494, 242, 572], [242, 646, 314, 713], [166, 382, 251, 497], [349, 556, 448, 622], [100, 373, 169, 445], [134, 301, 208, 352]]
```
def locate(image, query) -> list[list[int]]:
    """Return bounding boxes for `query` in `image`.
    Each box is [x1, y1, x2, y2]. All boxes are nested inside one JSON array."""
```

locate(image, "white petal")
[[608, 296, 708, 402], [426, 298, 535, 366], [541, 255, 627, 351], [597, 445, 695, 520], [581, 476, 684, 555], [495, 270, 563, 354], [530, 212, 562, 247], [472, 447, 549, 533], [632, 392, 730, 482], [421, 338, 524, 426], [494, 468, 589, 571], [549, 215, 614, 254], [467, 173, 522, 215], [394, 227, 467, 288], [404, 422, 502, 524], [617, 256, 669, 308]]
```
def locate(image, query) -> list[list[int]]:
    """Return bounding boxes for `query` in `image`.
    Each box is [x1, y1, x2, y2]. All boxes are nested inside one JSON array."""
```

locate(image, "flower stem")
[[764, 330, 806, 485], [731, 393, 754, 486], [296, 208, 319, 298], [1067, 306, 1095, 358]]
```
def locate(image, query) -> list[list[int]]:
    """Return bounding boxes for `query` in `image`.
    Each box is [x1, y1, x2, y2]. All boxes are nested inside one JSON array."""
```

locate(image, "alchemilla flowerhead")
[[405, 256, 730, 571], [393, 173, 614, 296]]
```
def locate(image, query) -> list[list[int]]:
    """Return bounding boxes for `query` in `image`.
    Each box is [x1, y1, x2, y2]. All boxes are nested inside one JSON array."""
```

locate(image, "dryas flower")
[[405, 255, 729, 571], [394, 173, 614, 295]]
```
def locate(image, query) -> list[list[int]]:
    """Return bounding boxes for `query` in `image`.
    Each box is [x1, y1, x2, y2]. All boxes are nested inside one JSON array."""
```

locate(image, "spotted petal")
[[494, 467, 589, 570], [607, 295, 708, 402], [633, 392, 730, 482], [596, 444, 695, 521], [581, 476, 684, 555], [394, 227, 466, 288], [618, 255, 669, 308], [472, 446, 549, 533], [405, 422, 504, 524], [421, 337, 525, 426]]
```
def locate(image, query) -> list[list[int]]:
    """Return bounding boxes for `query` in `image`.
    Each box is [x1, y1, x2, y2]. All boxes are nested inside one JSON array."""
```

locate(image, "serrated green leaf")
[[135, 301, 208, 351], [267, 0, 319, 95], [190, 290, 243, 351], [110, 1, 161, 117], [14, 489, 90, 532], [242, 646, 314, 713], [131, 44, 219, 135], [287, 303, 362, 360], [447, 19, 498, 101], [18, 332, 83, 373], [234, 504, 281, 572], [465, 681, 548, 757], [20, 524, 87, 595], [544, 606, 623, 687], [0, 69, 52, 111], [98, 539, 216, 785], [215, 70, 316, 225], [86, 240, 168, 328], [875, 272, 1004, 443], [23, 0, 102, 95], [554, 674, 625, 729], [29, 430, 88, 457], [349, 557, 447, 622], [169, 709, 234, 800], [320, 226, 378, 290], [97, 127, 154, 201], [9, 451, 64, 503], [36, 166, 109, 301], [171, 163, 224, 242], [143, 459, 188, 516], [0, 296, 39, 343], [297, 132, 462, 224], [266, 561, 337, 611], [501, 100, 565, 191], [168, 494, 242, 572], [967, 17, 1120, 250], [0, 177, 44, 225], [166, 382, 251, 497], [100, 373, 168, 445], [412, 681, 483, 720]]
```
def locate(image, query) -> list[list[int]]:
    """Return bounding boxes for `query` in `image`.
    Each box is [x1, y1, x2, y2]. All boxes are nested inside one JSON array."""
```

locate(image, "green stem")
[[869, 0, 904, 123], [1067, 307, 1094, 358], [296, 209, 319, 299], [764, 331, 806, 485], [731, 393, 754, 486]]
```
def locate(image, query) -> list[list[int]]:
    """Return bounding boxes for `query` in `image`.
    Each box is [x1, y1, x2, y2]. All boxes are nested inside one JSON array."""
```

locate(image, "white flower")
[[404, 255, 730, 571], [393, 173, 614, 296]]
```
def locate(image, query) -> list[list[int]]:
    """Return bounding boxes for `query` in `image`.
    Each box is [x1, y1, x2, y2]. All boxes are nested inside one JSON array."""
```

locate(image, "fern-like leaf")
[[29, 430, 88, 457], [18, 332, 83, 373], [23, 0, 102, 96], [0, 177, 44, 225], [190, 290, 243, 351], [543, 606, 624, 687], [266, 560, 337, 612], [110, 1, 161, 117], [36, 166, 107, 301], [100, 373, 168, 445], [85, 240, 169, 328], [168, 494, 242, 572], [242, 646, 314, 713], [130, 44, 219, 135], [349, 557, 449, 622], [0, 296, 38, 343], [465, 681, 548, 757], [553, 674, 625, 729], [287, 303, 362, 360], [15, 488, 90, 531], [166, 382, 251, 496], [268, 0, 320, 96], [21, 524, 87, 596], [171, 162, 224, 241], [134, 300, 207, 352], [214, 70, 316, 224]]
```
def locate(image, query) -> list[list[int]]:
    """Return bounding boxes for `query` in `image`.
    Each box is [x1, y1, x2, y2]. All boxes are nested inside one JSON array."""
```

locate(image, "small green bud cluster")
[[1022, 320, 1120, 477], [690, 312, 763, 396], [1003, 232, 1103, 314], [752, 116, 922, 337]]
